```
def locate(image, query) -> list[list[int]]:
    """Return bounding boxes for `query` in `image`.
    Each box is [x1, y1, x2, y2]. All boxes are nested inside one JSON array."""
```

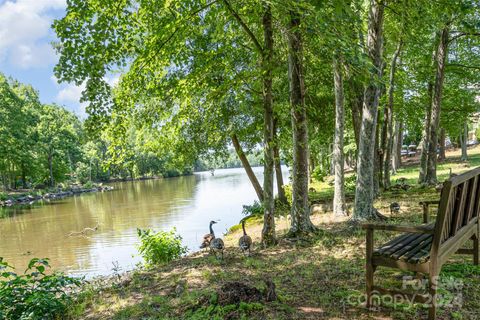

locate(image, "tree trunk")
[[308, 153, 316, 182], [261, 4, 276, 246], [438, 127, 446, 161], [333, 56, 346, 216], [382, 40, 402, 189], [231, 134, 264, 202], [287, 5, 316, 235], [48, 150, 54, 187], [419, 81, 433, 183], [348, 79, 363, 150], [21, 165, 27, 189], [461, 121, 468, 161], [425, 26, 449, 185], [392, 120, 403, 173], [374, 118, 381, 194], [222, 0, 276, 245], [353, 0, 385, 221], [273, 119, 288, 205]]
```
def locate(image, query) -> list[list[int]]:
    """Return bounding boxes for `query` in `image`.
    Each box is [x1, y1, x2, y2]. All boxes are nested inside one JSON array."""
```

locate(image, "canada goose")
[[389, 202, 400, 215], [238, 220, 252, 255], [200, 221, 216, 250], [68, 224, 99, 237], [208, 222, 224, 259]]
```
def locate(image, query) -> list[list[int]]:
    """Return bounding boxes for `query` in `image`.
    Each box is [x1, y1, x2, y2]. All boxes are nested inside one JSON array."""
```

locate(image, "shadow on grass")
[[69, 216, 480, 320]]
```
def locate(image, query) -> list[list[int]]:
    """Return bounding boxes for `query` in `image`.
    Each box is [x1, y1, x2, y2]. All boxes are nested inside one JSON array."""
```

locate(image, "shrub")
[[311, 166, 328, 182], [0, 257, 82, 320], [75, 162, 91, 185], [137, 228, 188, 266], [345, 174, 357, 192], [83, 181, 94, 189], [242, 201, 264, 217]]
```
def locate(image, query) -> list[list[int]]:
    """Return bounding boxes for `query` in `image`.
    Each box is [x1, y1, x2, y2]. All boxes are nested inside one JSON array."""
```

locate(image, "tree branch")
[[222, 0, 264, 55], [446, 63, 480, 70], [449, 31, 480, 43]]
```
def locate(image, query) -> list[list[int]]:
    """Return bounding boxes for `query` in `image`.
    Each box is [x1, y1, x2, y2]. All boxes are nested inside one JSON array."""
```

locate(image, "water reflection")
[[0, 167, 288, 277]]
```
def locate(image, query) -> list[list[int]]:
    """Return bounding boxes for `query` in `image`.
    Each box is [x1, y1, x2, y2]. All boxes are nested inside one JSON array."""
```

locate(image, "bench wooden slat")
[[391, 233, 432, 260], [473, 180, 480, 223], [452, 181, 468, 236], [442, 195, 455, 243], [379, 233, 419, 256], [464, 176, 478, 225], [406, 238, 433, 264]]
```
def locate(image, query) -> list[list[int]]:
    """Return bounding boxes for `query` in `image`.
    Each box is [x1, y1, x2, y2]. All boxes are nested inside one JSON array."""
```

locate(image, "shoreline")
[[0, 185, 114, 208], [0, 173, 195, 209]]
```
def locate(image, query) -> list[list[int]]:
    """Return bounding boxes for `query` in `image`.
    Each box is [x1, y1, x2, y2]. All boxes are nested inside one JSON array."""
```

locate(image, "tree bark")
[[231, 134, 264, 202], [261, 4, 276, 246], [374, 118, 381, 195], [353, 0, 385, 221], [418, 81, 433, 183], [273, 118, 288, 205], [333, 56, 346, 216], [438, 127, 446, 161], [461, 121, 468, 161], [348, 79, 363, 150], [48, 149, 54, 187], [425, 26, 449, 185], [392, 120, 403, 173], [382, 40, 402, 189], [287, 5, 316, 235]]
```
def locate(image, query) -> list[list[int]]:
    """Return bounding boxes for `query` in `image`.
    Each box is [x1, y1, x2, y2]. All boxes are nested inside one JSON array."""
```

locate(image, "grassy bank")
[[66, 147, 480, 320]]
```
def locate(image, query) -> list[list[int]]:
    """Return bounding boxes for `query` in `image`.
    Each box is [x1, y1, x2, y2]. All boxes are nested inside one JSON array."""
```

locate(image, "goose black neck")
[[242, 220, 246, 236], [209, 222, 215, 236]]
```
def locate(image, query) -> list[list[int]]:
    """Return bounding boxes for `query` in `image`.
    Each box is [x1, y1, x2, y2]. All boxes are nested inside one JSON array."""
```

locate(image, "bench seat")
[[374, 232, 433, 264]]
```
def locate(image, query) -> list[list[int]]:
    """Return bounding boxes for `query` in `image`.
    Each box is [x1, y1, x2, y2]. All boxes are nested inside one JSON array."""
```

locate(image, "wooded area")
[[2, 0, 480, 319], [51, 0, 480, 241]]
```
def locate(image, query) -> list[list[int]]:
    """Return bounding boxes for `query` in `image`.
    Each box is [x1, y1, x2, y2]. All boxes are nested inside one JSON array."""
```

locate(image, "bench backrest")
[[431, 167, 480, 259]]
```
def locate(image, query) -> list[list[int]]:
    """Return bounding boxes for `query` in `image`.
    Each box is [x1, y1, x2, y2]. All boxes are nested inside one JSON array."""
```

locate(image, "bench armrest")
[[419, 200, 439, 223], [361, 223, 434, 234]]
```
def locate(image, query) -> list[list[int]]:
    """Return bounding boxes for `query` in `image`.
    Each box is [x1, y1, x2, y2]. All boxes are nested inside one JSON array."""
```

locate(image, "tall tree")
[[260, 4, 276, 245], [381, 39, 402, 189], [424, 26, 449, 185], [287, 1, 316, 235], [391, 120, 402, 173], [333, 55, 346, 216], [461, 121, 468, 161], [273, 118, 288, 205], [353, 0, 385, 220]]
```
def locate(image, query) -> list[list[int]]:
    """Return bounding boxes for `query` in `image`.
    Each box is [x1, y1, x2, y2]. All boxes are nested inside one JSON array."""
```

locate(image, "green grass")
[[66, 147, 480, 320]]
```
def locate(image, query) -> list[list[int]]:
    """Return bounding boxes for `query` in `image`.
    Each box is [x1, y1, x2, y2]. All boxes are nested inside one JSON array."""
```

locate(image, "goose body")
[[200, 221, 216, 250], [389, 202, 400, 215], [210, 237, 225, 259], [238, 220, 252, 255], [202, 220, 224, 259]]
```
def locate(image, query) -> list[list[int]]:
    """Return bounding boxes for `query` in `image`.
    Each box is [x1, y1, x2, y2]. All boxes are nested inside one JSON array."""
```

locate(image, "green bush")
[[0, 257, 82, 320], [137, 228, 188, 266], [75, 162, 91, 185], [242, 200, 264, 217], [83, 181, 94, 189], [311, 166, 328, 182], [345, 174, 357, 192]]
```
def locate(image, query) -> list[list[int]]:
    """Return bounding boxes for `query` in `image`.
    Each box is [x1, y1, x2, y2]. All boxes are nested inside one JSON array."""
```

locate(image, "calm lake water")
[[0, 167, 287, 278]]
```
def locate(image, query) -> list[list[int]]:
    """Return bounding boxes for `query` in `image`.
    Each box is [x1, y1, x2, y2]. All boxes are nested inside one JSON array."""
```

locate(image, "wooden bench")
[[363, 167, 480, 319]]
